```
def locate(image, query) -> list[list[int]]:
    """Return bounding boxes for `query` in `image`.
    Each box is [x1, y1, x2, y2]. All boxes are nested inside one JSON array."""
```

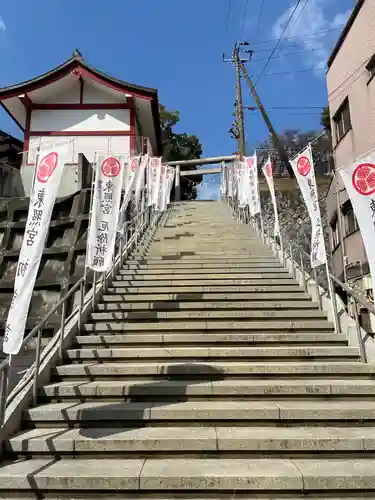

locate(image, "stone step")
[[2, 457, 375, 492], [127, 255, 280, 262], [102, 291, 308, 302], [118, 268, 287, 276], [89, 310, 326, 322], [41, 378, 375, 399], [83, 320, 333, 333], [106, 285, 306, 295], [75, 332, 348, 346], [65, 346, 358, 361], [116, 272, 291, 280], [96, 301, 319, 311], [24, 400, 375, 423], [54, 361, 375, 379], [8, 425, 375, 455], [122, 262, 284, 270], [127, 256, 277, 262], [111, 278, 298, 287]]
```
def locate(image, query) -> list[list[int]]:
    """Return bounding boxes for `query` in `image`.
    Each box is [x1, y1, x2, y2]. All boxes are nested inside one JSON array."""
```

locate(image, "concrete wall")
[[327, 0, 375, 166], [325, 0, 375, 298]]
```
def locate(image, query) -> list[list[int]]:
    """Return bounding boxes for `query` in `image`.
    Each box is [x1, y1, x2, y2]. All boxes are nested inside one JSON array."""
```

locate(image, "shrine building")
[[0, 51, 162, 196]]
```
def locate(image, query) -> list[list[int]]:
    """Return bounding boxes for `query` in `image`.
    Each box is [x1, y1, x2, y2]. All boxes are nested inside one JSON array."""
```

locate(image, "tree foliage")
[[256, 128, 334, 176], [320, 107, 331, 132], [159, 105, 203, 200]]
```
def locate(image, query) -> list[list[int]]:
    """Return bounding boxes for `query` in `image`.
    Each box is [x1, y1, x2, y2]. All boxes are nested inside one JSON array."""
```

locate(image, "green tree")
[[159, 105, 203, 200], [320, 107, 331, 132]]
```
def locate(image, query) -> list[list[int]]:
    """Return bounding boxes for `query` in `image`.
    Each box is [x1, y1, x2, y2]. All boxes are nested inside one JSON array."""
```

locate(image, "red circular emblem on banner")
[[102, 157, 120, 177], [265, 163, 272, 178], [130, 157, 139, 172], [352, 163, 375, 195], [150, 158, 159, 168], [246, 157, 254, 168], [297, 156, 311, 176], [37, 152, 59, 183]]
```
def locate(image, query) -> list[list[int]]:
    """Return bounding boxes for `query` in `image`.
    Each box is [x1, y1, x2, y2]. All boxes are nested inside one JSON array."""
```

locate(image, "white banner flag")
[[227, 164, 234, 198], [3, 144, 69, 355], [166, 166, 175, 206], [339, 151, 375, 285], [148, 157, 161, 206], [134, 154, 148, 208], [290, 145, 327, 268], [246, 154, 261, 216], [236, 161, 248, 208], [124, 155, 140, 191], [262, 157, 280, 238], [87, 155, 124, 272], [156, 164, 168, 211]]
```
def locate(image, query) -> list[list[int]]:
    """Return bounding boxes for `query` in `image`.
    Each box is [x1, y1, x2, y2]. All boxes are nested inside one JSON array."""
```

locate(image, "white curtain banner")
[[87, 155, 124, 272], [3, 144, 69, 355], [262, 156, 280, 238], [290, 145, 327, 268], [118, 155, 139, 231], [339, 151, 375, 286], [246, 153, 261, 216], [220, 164, 227, 196]]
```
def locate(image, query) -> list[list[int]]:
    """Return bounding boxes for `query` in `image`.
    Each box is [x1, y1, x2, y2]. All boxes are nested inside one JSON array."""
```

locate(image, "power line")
[[252, 47, 326, 62], [250, 27, 344, 45], [253, 0, 266, 42], [224, 0, 233, 43], [264, 0, 310, 78], [251, 67, 326, 77], [327, 55, 372, 99], [254, 0, 303, 87], [239, 0, 250, 41]]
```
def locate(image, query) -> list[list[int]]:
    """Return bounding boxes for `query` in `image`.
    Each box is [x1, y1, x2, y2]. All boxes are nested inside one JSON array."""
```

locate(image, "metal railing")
[[225, 196, 375, 363], [0, 202, 164, 428]]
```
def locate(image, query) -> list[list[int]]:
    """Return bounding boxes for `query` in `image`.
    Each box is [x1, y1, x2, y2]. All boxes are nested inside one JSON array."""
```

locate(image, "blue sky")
[[0, 0, 356, 199]]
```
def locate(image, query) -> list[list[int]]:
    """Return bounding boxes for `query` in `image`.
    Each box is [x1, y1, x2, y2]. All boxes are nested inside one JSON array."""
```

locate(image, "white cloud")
[[0, 16, 5, 32], [272, 0, 352, 76]]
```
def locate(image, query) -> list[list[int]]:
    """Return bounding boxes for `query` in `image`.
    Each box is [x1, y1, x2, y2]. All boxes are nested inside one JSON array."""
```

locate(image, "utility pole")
[[234, 46, 245, 158], [223, 42, 250, 158], [239, 60, 294, 177]]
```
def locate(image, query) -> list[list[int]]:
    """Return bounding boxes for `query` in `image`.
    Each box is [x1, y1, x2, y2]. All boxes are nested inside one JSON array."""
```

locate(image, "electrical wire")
[[252, 0, 266, 43], [251, 67, 325, 77], [263, 0, 310, 78], [239, 0, 250, 41], [250, 27, 344, 45], [327, 55, 372, 98], [224, 0, 233, 43], [253, 0, 303, 87], [252, 47, 326, 62]]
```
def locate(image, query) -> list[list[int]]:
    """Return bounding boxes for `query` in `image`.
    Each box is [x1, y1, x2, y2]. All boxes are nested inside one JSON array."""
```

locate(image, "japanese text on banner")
[[262, 157, 280, 238], [3, 144, 69, 355], [339, 152, 375, 287], [290, 145, 326, 268], [87, 155, 124, 272], [246, 154, 260, 216]]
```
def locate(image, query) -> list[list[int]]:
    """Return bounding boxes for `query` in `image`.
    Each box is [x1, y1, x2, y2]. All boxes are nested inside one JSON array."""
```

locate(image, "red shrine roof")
[[0, 53, 162, 154]]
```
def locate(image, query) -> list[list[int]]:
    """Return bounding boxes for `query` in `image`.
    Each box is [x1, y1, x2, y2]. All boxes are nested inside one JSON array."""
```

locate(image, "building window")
[[345, 207, 359, 234], [342, 200, 359, 235], [333, 98, 352, 143], [330, 216, 339, 249], [366, 54, 375, 82]]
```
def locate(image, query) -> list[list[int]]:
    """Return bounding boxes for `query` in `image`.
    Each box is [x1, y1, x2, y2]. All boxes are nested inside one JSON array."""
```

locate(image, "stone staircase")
[[2, 200, 375, 498]]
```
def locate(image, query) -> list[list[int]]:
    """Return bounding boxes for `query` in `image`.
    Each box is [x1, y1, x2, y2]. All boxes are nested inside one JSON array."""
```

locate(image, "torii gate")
[[168, 155, 331, 201]]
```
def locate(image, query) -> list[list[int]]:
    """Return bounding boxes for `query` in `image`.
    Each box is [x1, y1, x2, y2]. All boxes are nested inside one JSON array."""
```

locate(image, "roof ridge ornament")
[[73, 49, 83, 60]]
